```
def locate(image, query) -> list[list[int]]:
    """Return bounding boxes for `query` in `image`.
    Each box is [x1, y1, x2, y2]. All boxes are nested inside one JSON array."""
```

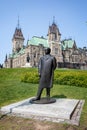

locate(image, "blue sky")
[[0, 0, 87, 64]]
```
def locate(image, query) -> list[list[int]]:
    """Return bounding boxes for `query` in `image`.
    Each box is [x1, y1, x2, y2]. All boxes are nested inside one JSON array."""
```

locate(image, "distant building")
[[4, 20, 87, 69], [61, 39, 87, 69]]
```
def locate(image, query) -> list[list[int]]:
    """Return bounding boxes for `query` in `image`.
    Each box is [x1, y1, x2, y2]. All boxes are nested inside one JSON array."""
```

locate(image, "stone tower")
[[47, 18, 63, 63], [12, 18, 25, 53], [48, 18, 61, 45]]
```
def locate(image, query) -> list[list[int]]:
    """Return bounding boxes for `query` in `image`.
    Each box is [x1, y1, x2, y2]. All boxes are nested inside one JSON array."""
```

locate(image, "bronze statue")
[[34, 47, 57, 101], [27, 54, 30, 63]]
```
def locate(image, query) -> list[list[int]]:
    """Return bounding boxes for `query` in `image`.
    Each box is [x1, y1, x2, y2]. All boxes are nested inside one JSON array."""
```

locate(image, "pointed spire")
[[49, 21, 50, 26], [27, 35, 29, 45], [5, 54, 7, 62], [53, 16, 55, 24], [28, 34, 29, 41], [17, 15, 20, 29], [12, 16, 25, 41]]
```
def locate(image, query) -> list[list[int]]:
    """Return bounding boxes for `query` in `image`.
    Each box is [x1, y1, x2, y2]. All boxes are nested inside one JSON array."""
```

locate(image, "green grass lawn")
[[0, 68, 38, 106], [0, 68, 87, 129]]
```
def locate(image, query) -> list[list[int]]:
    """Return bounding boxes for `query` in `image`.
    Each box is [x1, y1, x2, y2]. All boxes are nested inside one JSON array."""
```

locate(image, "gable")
[[62, 39, 76, 50]]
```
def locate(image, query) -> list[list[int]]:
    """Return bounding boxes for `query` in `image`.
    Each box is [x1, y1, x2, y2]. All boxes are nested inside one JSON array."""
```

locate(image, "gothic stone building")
[[4, 21, 87, 69]]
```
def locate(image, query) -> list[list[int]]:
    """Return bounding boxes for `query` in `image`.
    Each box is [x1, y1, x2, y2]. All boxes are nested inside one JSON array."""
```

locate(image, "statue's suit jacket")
[[38, 54, 57, 89]]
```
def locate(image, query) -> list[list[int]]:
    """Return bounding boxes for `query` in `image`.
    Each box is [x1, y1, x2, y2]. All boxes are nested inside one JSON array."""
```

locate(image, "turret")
[[12, 17, 25, 53], [47, 17, 61, 45], [47, 17, 63, 63]]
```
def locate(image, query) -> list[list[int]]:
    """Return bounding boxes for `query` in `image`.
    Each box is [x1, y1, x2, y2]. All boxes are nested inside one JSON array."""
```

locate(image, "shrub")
[[54, 70, 87, 87], [21, 69, 87, 88], [21, 72, 39, 83]]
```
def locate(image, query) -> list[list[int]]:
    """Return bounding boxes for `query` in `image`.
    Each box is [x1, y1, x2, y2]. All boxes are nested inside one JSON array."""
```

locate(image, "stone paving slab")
[[0, 98, 85, 126]]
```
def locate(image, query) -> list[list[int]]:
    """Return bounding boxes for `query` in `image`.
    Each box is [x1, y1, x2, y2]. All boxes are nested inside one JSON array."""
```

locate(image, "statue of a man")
[[27, 54, 30, 63], [35, 47, 57, 100]]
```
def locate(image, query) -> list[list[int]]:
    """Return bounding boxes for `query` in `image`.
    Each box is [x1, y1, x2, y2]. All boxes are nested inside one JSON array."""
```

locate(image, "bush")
[[54, 70, 87, 87], [21, 69, 87, 88], [21, 72, 39, 83]]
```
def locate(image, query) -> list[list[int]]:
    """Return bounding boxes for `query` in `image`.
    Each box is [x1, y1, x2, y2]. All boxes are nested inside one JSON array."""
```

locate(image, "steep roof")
[[62, 39, 76, 50], [27, 36, 49, 47], [9, 47, 25, 58], [49, 23, 61, 35], [9, 36, 49, 59], [12, 27, 25, 40]]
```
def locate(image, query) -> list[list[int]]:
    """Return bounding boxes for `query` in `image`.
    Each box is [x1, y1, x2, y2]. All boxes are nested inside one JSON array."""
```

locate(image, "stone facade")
[[47, 22, 63, 63], [61, 39, 87, 69], [4, 21, 87, 69]]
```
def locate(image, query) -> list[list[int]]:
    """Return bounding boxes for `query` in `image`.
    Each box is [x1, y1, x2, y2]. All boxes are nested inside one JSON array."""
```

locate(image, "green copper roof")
[[62, 39, 75, 50], [9, 47, 25, 58], [28, 36, 49, 47], [9, 54, 14, 58], [18, 47, 25, 54]]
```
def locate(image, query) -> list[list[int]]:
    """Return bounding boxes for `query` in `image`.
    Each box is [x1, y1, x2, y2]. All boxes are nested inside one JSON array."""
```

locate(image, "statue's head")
[[45, 48, 51, 54]]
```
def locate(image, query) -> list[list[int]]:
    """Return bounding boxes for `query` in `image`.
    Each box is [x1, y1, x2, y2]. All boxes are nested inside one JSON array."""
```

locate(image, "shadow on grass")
[[52, 94, 67, 98]]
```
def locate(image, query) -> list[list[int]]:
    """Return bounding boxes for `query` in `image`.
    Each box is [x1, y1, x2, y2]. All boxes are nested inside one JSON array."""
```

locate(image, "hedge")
[[21, 72, 39, 83], [21, 69, 87, 88], [54, 70, 87, 87]]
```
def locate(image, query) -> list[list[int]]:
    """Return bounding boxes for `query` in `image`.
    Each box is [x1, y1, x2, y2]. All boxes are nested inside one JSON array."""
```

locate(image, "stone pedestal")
[[1, 98, 85, 126], [22, 63, 31, 68]]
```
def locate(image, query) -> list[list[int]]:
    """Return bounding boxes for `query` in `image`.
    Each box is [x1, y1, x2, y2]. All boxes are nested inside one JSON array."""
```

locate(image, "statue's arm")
[[53, 57, 57, 70], [38, 58, 42, 77]]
